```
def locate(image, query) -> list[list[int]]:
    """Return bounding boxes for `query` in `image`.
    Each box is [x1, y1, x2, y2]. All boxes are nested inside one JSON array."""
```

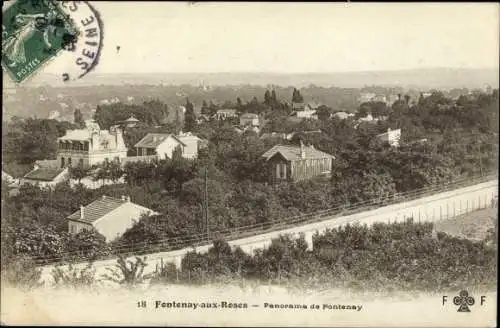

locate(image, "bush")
[[101, 255, 149, 287], [0, 256, 44, 291], [51, 262, 97, 289]]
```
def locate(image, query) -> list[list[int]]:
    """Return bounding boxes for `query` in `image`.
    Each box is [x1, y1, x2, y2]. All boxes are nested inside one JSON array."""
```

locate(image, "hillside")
[[4, 68, 499, 90]]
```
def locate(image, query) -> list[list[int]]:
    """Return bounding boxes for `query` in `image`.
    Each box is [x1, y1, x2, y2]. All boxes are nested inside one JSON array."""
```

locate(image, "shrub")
[[101, 255, 149, 287], [0, 256, 44, 291], [51, 262, 97, 289]]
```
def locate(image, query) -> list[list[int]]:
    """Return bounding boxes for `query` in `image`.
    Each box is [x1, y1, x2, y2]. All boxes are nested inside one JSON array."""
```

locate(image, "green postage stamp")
[[2, 0, 79, 83]]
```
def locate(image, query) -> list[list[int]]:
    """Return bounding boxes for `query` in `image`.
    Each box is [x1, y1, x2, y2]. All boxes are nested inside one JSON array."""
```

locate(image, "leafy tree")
[[66, 229, 111, 261], [69, 165, 89, 184], [316, 105, 332, 121]]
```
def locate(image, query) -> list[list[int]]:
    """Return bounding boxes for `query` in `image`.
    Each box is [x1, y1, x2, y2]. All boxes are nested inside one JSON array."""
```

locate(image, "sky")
[[37, 2, 500, 74]]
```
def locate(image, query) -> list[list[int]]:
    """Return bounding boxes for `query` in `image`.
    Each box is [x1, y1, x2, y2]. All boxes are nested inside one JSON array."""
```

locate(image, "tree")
[[69, 165, 89, 184], [73, 109, 84, 128], [184, 98, 196, 132], [316, 105, 332, 121], [67, 229, 111, 261], [264, 90, 272, 105], [292, 88, 303, 103]]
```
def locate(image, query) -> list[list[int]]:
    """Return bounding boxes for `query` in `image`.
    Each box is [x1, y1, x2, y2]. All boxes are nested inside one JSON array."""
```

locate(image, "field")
[[433, 207, 498, 241]]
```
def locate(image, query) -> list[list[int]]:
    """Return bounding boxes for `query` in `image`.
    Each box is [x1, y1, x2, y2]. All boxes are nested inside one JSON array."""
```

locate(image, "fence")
[[32, 173, 498, 266]]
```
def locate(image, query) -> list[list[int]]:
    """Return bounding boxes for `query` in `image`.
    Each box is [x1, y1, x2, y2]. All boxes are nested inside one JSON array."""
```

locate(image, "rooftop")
[[23, 167, 67, 182], [134, 133, 186, 149], [67, 195, 127, 224], [240, 113, 259, 119], [262, 144, 335, 162]]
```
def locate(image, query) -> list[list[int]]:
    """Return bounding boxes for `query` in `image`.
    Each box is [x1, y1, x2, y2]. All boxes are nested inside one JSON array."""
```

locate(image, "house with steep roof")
[[21, 160, 70, 189], [67, 195, 159, 242], [240, 113, 260, 127], [57, 120, 128, 169], [134, 133, 185, 159], [261, 142, 335, 183]]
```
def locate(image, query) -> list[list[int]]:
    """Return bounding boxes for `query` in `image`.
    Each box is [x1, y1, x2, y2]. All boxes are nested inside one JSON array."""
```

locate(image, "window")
[[78, 159, 84, 168], [70, 225, 75, 234], [67, 158, 72, 167], [281, 163, 287, 179], [61, 157, 65, 168]]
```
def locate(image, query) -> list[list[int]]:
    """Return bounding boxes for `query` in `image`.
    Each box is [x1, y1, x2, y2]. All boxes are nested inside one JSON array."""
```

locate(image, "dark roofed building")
[[21, 166, 69, 188], [262, 142, 335, 183]]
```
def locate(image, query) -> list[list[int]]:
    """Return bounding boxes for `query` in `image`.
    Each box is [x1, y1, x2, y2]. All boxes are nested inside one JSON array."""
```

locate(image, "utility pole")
[[205, 166, 210, 241]]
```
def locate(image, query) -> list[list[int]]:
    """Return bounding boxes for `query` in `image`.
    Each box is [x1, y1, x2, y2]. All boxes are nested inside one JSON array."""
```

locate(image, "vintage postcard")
[[1, 1, 498, 327]]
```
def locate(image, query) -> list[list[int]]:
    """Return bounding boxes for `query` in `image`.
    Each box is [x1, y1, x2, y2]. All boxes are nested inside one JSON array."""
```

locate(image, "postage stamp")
[[1, 0, 79, 83], [2, 0, 104, 84]]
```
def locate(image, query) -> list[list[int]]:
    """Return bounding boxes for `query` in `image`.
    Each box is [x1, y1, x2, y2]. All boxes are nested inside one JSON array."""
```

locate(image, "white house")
[[177, 131, 202, 159], [133, 132, 202, 160], [57, 120, 128, 169], [290, 109, 318, 120], [240, 113, 260, 126], [213, 109, 238, 120], [67, 195, 159, 242], [134, 133, 186, 159], [376, 128, 402, 147], [333, 111, 355, 120]]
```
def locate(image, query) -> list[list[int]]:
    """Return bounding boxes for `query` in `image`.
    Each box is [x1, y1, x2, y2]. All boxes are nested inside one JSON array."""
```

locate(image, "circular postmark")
[[57, 0, 104, 82], [1, 0, 103, 84]]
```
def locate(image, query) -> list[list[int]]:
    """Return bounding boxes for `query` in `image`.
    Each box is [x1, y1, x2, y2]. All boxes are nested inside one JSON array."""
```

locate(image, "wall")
[[178, 137, 199, 159], [290, 158, 332, 181], [39, 180, 498, 283], [68, 220, 92, 235], [93, 202, 157, 242], [156, 136, 182, 159]]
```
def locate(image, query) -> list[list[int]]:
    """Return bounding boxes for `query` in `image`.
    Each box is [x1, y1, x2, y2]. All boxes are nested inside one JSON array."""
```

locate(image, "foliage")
[[177, 220, 497, 292], [51, 262, 97, 289], [0, 256, 44, 291], [2, 118, 76, 164], [183, 98, 196, 132], [101, 256, 149, 287], [66, 229, 111, 261]]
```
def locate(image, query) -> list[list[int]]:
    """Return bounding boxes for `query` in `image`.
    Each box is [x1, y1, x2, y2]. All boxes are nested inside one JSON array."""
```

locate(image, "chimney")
[[300, 140, 306, 159], [80, 205, 84, 220]]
